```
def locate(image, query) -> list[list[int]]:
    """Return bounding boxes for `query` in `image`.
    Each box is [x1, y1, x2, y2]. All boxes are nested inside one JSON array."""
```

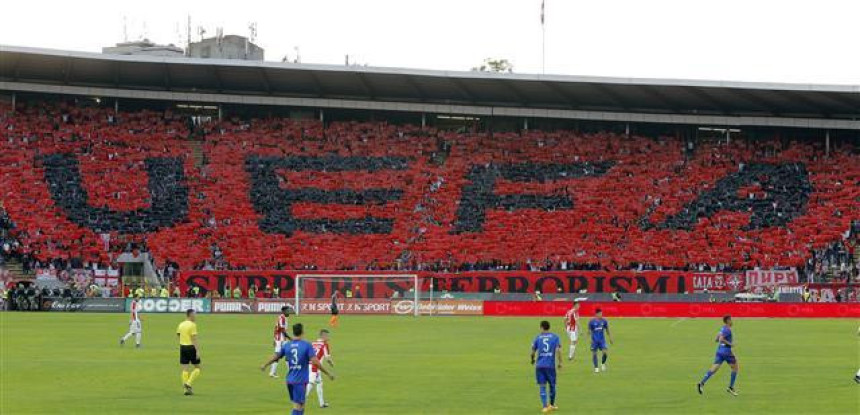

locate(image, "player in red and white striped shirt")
[[563, 300, 581, 361], [120, 296, 142, 348], [268, 306, 293, 377], [306, 329, 335, 408]]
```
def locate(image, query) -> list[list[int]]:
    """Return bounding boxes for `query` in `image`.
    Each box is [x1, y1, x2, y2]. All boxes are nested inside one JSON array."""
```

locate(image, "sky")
[[2, 0, 858, 84]]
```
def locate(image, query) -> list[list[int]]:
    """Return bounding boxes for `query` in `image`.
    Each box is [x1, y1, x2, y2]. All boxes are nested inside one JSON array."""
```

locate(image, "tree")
[[471, 58, 513, 73]]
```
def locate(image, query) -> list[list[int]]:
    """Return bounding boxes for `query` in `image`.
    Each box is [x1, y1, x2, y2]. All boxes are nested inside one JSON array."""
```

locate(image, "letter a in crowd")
[[246, 155, 408, 235]]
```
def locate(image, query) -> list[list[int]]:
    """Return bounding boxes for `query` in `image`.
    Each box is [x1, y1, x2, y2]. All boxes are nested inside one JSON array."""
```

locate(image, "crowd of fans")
[[1, 100, 858, 291]]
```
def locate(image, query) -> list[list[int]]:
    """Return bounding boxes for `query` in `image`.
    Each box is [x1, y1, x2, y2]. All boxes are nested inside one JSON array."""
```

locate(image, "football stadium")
[[1, 2, 859, 414]]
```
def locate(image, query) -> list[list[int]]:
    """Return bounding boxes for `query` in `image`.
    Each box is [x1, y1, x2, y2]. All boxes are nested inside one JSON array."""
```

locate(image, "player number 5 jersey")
[[532, 333, 560, 368]]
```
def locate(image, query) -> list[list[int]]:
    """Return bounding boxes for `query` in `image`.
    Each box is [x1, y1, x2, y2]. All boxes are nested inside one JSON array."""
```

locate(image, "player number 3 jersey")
[[280, 339, 315, 384]]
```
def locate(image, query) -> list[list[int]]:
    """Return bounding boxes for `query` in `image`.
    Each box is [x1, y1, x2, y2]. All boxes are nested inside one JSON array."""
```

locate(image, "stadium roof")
[[1, 45, 859, 130]]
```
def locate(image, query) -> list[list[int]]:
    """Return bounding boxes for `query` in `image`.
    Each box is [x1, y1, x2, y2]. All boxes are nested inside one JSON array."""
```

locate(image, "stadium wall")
[[31, 296, 860, 318]]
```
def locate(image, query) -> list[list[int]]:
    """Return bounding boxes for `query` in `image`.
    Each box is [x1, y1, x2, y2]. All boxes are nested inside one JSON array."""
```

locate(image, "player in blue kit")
[[262, 323, 335, 415], [588, 308, 613, 373], [697, 315, 739, 396], [530, 320, 562, 413]]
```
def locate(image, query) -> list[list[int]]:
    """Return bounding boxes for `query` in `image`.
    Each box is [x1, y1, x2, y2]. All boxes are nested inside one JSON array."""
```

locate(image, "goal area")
[[294, 274, 420, 316]]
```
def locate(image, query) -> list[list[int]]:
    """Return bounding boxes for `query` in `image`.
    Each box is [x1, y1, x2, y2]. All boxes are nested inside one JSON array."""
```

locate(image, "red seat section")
[[1, 101, 857, 272]]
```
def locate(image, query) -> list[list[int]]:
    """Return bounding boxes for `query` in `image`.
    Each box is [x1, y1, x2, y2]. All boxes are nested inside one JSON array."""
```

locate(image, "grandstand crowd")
[[1, 99, 858, 299]]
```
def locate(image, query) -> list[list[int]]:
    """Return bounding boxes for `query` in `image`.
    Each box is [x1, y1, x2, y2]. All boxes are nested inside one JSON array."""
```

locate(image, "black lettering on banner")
[[506, 276, 529, 293], [535, 276, 564, 293], [42, 154, 189, 233], [246, 156, 408, 235], [452, 161, 614, 233], [477, 276, 500, 292], [448, 277, 471, 292], [648, 163, 811, 230], [592, 276, 607, 292], [567, 276, 588, 293], [609, 276, 634, 293], [636, 276, 668, 293]]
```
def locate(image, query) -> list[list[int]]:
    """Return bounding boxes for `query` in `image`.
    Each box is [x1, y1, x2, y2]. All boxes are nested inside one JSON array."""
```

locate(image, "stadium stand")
[[1, 100, 858, 277]]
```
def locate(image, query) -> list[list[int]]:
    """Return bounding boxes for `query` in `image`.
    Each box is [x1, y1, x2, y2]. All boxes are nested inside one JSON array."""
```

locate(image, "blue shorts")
[[714, 351, 736, 365], [535, 367, 557, 385], [591, 339, 608, 351], [287, 383, 307, 404]]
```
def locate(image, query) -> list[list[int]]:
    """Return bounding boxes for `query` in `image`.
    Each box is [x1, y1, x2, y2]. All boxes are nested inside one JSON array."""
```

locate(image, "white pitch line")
[[670, 318, 687, 327]]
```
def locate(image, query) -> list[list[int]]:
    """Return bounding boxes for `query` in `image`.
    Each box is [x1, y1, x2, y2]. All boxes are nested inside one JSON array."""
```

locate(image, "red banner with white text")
[[179, 270, 694, 297], [483, 301, 860, 318], [744, 270, 798, 291], [692, 272, 745, 292]]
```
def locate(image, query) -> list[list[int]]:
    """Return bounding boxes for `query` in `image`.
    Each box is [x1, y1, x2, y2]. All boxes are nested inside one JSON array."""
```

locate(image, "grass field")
[[1, 313, 858, 414]]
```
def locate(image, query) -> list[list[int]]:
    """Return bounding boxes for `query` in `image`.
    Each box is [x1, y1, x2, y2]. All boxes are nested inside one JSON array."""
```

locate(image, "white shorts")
[[566, 329, 578, 342], [273, 340, 283, 353], [129, 321, 142, 334], [309, 370, 323, 385]]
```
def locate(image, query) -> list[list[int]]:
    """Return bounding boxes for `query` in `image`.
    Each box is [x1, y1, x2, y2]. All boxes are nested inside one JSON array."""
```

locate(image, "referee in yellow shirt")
[[177, 309, 201, 395]]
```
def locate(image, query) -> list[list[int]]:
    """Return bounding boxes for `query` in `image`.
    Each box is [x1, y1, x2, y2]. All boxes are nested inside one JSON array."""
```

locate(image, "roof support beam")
[[11, 55, 21, 81], [811, 92, 858, 113], [306, 71, 326, 97], [542, 81, 579, 109], [210, 65, 223, 93], [779, 91, 825, 113], [813, 92, 860, 115], [638, 85, 684, 113], [685, 87, 730, 115], [62, 59, 73, 84], [731, 89, 795, 116], [588, 83, 630, 110], [163, 63, 172, 91], [355, 72, 376, 99], [449, 78, 477, 103], [258, 67, 272, 94], [113, 61, 121, 87], [402, 75, 427, 101], [500, 80, 529, 107]]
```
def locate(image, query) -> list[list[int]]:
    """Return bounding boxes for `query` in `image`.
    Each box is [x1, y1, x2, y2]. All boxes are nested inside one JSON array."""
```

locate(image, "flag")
[[541, 0, 545, 25]]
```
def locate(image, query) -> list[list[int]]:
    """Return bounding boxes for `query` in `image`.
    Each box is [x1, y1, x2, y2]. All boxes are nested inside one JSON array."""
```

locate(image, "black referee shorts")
[[179, 345, 201, 365], [330, 305, 339, 315]]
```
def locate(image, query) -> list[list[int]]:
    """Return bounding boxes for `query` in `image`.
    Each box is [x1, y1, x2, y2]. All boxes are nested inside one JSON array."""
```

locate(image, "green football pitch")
[[1, 313, 857, 414]]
